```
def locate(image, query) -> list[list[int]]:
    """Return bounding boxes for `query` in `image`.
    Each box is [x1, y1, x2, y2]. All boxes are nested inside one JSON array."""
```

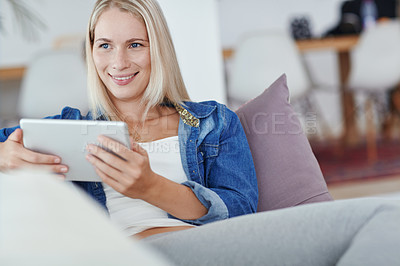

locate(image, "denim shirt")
[[0, 101, 258, 225]]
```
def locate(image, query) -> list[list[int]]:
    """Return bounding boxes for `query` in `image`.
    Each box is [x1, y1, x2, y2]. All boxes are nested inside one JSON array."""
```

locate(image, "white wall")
[[0, 0, 95, 66], [0, 0, 226, 104], [158, 0, 226, 103], [218, 0, 345, 86], [0, 0, 347, 124], [0, 0, 345, 65], [218, 0, 344, 47]]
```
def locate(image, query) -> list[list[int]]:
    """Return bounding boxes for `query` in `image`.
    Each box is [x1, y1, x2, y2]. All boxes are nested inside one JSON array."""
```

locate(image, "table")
[[224, 35, 360, 145], [297, 35, 360, 145], [0, 66, 25, 81]]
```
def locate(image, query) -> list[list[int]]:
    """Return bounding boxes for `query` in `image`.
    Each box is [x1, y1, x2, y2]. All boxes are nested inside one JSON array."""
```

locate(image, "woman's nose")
[[112, 49, 130, 70]]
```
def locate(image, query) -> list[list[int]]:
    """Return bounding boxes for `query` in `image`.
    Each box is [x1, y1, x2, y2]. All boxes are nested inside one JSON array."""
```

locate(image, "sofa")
[[0, 74, 332, 265]]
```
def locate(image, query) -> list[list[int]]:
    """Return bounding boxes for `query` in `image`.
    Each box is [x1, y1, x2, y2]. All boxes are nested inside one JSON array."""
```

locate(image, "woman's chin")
[[109, 92, 143, 104]]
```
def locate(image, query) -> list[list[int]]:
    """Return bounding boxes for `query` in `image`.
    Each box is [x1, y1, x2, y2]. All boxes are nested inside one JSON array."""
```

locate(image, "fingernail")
[[54, 158, 61, 163], [60, 167, 68, 173]]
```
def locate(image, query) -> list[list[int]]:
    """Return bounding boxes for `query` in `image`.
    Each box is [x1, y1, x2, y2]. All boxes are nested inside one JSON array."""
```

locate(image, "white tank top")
[[103, 136, 194, 236]]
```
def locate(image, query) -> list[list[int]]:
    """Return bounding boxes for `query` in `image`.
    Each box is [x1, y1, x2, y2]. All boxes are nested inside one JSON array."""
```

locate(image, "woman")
[[1, 1, 400, 265], [0, 0, 258, 239]]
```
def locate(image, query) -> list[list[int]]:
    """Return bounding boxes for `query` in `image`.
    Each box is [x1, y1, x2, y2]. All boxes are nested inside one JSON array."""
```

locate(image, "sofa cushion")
[[235, 74, 332, 212], [0, 171, 172, 265]]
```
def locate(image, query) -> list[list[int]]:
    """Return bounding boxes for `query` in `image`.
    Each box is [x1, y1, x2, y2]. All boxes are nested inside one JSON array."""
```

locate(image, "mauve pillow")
[[235, 74, 333, 212]]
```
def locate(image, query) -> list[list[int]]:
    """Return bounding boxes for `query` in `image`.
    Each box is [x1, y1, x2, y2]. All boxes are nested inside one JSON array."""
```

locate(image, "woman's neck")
[[113, 101, 179, 142], [112, 98, 157, 123]]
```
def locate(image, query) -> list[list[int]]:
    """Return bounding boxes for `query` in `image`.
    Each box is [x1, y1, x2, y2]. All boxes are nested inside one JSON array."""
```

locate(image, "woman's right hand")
[[0, 128, 68, 174]]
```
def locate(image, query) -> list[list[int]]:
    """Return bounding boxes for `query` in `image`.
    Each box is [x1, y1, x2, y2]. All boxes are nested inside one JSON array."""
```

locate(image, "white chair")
[[228, 31, 311, 104], [347, 19, 400, 160], [227, 31, 336, 139], [18, 49, 89, 119]]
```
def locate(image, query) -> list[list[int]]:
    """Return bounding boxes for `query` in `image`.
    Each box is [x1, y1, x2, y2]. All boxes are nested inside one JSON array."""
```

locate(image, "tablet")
[[20, 119, 131, 182]]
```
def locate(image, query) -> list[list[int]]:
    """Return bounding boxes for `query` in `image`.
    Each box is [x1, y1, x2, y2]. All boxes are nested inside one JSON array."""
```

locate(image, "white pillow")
[[0, 170, 173, 266]]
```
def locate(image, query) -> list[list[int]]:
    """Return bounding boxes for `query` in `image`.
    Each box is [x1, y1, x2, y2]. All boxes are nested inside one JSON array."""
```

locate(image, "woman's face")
[[92, 7, 151, 105]]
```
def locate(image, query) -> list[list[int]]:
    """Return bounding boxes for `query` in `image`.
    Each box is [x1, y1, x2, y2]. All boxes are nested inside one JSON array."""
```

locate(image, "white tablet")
[[20, 119, 131, 182]]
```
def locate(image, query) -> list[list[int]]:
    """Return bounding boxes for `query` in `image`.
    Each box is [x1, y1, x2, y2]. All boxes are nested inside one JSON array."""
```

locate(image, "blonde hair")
[[86, 0, 190, 121]]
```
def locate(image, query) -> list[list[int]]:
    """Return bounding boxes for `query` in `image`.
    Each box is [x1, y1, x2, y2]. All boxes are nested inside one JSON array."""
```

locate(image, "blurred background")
[[1, 0, 400, 199]]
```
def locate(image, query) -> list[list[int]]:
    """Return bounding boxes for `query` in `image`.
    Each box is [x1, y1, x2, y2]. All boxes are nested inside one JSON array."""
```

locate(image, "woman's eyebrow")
[[94, 37, 149, 43], [95, 38, 112, 43], [126, 38, 149, 43]]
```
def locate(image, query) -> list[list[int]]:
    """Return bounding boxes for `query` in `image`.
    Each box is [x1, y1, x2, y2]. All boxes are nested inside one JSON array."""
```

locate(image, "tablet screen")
[[20, 119, 130, 182]]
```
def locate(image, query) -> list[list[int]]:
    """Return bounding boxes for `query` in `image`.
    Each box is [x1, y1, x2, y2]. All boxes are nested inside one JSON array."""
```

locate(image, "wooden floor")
[[328, 174, 400, 200]]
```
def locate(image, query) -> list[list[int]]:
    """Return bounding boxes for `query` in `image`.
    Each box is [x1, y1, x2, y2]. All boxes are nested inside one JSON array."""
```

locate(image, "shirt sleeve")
[[0, 125, 20, 142], [178, 180, 230, 224], [176, 107, 258, 225]]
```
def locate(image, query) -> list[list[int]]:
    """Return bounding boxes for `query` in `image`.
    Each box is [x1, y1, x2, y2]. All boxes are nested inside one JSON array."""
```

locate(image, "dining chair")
[[347, 19, 400, 161], [227, 30, 335, 139], [18, 49, 89, 119]]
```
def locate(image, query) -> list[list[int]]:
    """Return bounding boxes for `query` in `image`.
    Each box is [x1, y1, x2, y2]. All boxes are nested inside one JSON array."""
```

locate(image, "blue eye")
[[99, 43, 109, 49], [130, 43, 142, 48]]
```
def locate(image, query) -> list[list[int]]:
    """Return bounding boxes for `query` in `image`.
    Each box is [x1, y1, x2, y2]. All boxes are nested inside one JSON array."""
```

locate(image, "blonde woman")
[[0, 0, 258, 238], [1, 1, 400, 265]]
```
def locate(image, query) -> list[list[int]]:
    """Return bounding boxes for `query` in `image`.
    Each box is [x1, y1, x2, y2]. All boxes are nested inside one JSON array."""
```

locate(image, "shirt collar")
[[174, 101, 217, 128]]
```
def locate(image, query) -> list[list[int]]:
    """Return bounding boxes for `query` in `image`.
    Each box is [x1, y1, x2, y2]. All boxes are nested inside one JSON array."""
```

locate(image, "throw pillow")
[[235, 74, 333, 212]]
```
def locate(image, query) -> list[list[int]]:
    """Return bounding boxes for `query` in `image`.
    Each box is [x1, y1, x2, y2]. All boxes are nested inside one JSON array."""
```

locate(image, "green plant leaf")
[[3, 0, 47, 41]]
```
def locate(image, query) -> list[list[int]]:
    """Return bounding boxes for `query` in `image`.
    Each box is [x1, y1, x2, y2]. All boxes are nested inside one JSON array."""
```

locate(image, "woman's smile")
[[109, 72, 139, 86]]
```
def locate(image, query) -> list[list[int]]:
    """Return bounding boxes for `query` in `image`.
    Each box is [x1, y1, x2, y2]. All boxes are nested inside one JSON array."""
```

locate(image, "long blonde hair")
[[86, 0, 190, 121]]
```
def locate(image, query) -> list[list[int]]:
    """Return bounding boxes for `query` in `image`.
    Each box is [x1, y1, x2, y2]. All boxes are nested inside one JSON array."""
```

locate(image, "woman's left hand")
[[86, 135, 158, 200], [86, 135, 208, 220]]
